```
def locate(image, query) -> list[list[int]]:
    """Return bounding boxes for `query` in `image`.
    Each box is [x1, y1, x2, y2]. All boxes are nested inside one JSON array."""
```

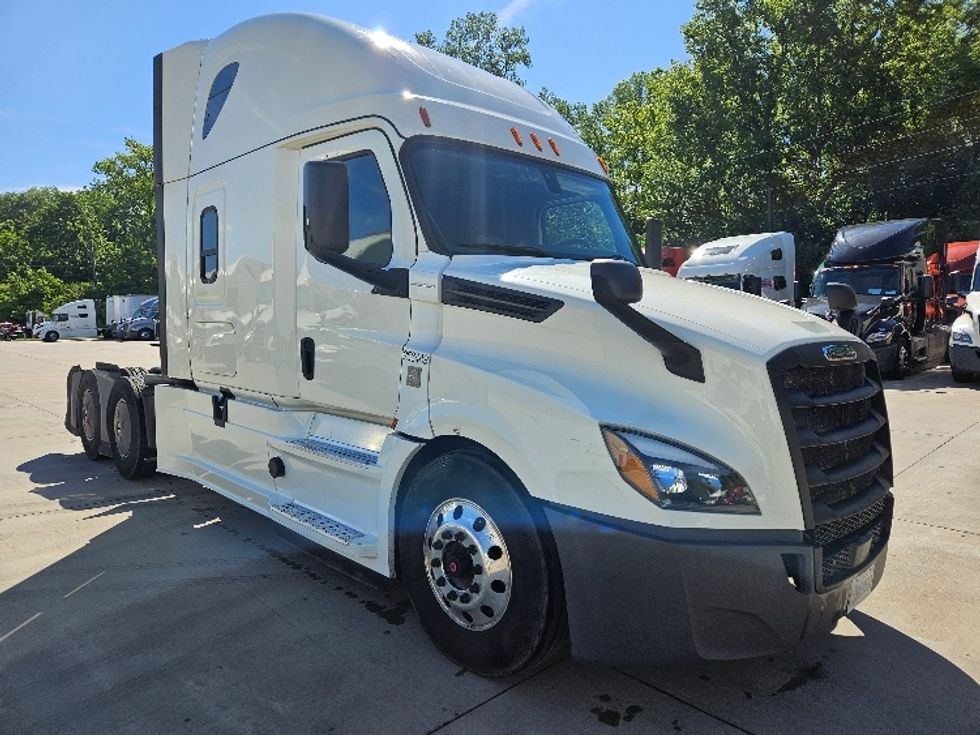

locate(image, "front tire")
[[891, 339, 911, 379], [44, 330, 59, 342], [397, 449, 566, 678], [137, 327, 153, 341]]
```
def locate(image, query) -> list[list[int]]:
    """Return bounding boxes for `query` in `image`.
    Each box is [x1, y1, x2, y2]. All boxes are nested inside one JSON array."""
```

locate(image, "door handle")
[[300, 337, 315, 380]]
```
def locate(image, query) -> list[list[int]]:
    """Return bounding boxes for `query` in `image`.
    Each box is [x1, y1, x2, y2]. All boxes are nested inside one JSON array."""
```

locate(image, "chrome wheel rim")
[[424, 498, 512, 631], [113, 398, 132, 457], [81, 389, 97, 442]]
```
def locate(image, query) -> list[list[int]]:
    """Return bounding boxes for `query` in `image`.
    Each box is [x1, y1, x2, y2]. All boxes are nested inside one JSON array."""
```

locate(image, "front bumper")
[[544, 505, 888, 664], [950, 343, 980, 374]]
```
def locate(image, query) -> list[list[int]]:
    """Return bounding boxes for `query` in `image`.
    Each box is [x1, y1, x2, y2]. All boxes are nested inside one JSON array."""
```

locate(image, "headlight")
[[601, 427, 759, 513], [866, 330, 892, 344], [951, 330, 974, 345]]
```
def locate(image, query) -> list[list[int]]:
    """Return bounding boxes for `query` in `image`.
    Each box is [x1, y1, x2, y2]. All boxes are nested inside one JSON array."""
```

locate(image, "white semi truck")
[[677, 232, 796, 302], [64, 14, 894, 676], [35, 299, 97, 341], [949, 252, 980, 382]]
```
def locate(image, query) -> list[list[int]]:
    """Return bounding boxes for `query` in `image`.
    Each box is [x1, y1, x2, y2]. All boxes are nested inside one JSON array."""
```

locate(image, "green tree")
[[85, 137, 156, 296], [0, 267, 89, 322], [416, 11, 532, 85], [559, 0, 980, 275]]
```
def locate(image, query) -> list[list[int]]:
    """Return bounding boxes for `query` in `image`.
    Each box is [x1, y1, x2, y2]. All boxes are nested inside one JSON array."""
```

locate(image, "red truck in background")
[[928, 240, 979, 320], [660, 246, 689, 276]]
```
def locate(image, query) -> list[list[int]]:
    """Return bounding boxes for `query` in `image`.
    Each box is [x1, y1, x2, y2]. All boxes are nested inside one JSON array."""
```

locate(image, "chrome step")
[[269, 500, 377, 557], [276, 437, 379, 467]]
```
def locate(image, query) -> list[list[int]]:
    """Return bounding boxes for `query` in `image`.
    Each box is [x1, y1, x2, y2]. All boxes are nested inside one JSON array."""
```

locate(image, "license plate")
[[845, 564, 876, 613]]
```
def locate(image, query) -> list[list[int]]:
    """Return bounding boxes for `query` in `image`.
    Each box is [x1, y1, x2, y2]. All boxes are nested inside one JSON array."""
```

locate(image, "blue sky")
[[0, 1, 694, 192]]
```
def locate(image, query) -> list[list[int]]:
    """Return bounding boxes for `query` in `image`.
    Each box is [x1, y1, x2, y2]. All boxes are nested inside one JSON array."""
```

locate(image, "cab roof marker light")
[[597, 156, 609, 174], [529, 132, 544, 151], [510, 127, 524, 146], [548, 138, 561, 156], [419, 106, 431, 127]]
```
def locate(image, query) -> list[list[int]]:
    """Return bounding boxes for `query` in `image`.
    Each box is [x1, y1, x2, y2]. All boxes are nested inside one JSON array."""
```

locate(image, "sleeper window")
[[200, 206, 219, 283], [202, 62, 239, 139]]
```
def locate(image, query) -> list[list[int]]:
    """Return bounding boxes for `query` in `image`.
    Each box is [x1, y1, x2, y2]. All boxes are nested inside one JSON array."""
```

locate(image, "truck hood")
[[456, 258, 841, 357]]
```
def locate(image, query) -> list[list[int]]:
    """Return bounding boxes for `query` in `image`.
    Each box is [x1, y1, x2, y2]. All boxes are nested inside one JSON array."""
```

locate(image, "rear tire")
[[397, 448, 566, 678], [107, 374, 156, 479], [78, 371, 103, 461]]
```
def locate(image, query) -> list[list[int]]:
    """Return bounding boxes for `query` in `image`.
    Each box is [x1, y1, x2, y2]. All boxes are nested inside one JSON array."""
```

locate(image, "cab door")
[[296, 130, 414, 422]]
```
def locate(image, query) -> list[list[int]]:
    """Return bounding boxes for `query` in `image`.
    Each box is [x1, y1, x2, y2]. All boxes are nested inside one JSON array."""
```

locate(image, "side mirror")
[[741, 274, 762, 295], [826, 282, 858, 312], [591, 259, 643, 304], [303, 160, 349, 261], [917, 274, 935, 300], [773, 275, 787, 291], [644, 218, 662, 270]]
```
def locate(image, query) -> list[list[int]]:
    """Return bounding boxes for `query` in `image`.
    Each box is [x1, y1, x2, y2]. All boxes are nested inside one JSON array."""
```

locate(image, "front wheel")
[[890, 339, 911, 380], [137, 328, 153, 341], [43, 330, 59, 342], [397, 449, 566, 677]]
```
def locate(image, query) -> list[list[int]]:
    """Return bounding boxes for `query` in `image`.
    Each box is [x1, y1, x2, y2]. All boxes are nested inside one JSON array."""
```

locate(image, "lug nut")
[[436, 576, 446, 587], [469, 583, 480, 593], [454, 532, 465, 542], [459, 593, 471, 604], [467, 544, 477, 554], [441, 530, 453, 540], [447, 590, 458, 601], [433, 540, 443, 550], [473, 565, 483, 575], [431, 558, 441, 568]]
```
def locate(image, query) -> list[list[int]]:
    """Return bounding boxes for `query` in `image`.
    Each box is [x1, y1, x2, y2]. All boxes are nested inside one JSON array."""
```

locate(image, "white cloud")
[[499, 0, 534, 25]]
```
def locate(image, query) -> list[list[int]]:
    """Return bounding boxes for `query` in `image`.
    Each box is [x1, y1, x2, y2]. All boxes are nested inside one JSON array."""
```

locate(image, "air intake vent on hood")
[[441, 276, 563, 322]]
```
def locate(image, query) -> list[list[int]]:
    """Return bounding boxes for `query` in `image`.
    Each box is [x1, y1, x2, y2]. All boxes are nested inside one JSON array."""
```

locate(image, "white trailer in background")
[[63, 14, 894, 677], [104, 294, 156, 338], [35, 299, 97, 341], [678, 232, 796, 302]]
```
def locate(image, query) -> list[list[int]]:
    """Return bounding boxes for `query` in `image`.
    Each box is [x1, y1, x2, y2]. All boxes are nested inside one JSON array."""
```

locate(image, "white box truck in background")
[[678, 232, 796, 302], [104, 294, 156, 338], [949, 250, 980, 382], [35, 299, 97, 341], [63, 14, 894, 676]]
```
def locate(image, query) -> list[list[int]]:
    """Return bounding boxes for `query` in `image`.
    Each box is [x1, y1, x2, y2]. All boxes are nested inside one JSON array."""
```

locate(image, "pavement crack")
[[423, 659, 561, 734], [894, 417, 980, 478], [0, 389, 60, 418], [612, 668, 756, 735], [893, 516, 980, 537]]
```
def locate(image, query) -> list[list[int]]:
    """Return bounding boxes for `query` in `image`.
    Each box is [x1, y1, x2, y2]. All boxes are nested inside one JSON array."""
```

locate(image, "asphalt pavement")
[[0, 339, 977, 734]]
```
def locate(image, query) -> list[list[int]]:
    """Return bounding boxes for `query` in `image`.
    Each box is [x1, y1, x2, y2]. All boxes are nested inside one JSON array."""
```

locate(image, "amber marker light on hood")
[[529, 132, 544, 151], [510, 127, 524, 146], [419, 106, 432, 127]]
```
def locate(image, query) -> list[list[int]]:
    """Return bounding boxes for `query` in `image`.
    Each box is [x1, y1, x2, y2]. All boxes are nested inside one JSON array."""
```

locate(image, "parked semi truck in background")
[[34, 299, 97, 341], [805, 219, 948, 378], [64, 14, 895, 677], [949, 250, 980, 382], [677, 232, 795, 302], [104, 294, 156, 338]]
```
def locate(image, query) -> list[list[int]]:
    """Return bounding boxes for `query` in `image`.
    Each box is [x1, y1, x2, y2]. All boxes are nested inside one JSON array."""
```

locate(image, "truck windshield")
[[687, 273, 741, 291], [811, 266, 900, 297], [403, 139, 640, 263]]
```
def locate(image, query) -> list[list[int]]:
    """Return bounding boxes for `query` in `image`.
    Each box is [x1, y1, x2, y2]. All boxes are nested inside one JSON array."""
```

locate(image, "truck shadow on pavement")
[[2, 451, 978, 734]]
